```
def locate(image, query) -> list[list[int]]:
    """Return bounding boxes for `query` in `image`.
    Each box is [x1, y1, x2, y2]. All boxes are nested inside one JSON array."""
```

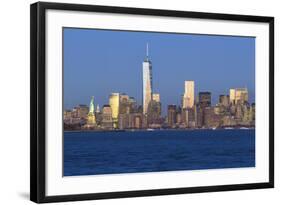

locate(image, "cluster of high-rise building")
[[64, 44, 255, 131], [166, 86, 255, 129]]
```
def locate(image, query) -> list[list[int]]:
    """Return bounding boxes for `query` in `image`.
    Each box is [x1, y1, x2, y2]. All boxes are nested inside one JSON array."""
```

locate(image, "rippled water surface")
[[64, 129, 255, 176]]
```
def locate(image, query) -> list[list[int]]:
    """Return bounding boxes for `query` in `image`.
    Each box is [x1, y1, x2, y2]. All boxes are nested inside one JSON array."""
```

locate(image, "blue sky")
[[63, 28, 255, 115]]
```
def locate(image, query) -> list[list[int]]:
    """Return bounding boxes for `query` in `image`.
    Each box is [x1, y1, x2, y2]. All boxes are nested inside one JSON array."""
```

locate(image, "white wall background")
[[0, 0, 279, 204]]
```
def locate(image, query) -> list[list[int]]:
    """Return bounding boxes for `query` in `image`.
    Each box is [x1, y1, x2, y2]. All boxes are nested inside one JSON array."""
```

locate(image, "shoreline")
[[64, 127, 255, 133]]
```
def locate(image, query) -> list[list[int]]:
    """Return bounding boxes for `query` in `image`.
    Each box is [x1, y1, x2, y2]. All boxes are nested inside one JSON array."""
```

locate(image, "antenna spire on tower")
[[146, 43, 149, 60]]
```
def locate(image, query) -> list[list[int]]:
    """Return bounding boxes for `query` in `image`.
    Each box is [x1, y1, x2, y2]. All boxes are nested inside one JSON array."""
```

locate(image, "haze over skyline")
[[63, 28, 255, 115]]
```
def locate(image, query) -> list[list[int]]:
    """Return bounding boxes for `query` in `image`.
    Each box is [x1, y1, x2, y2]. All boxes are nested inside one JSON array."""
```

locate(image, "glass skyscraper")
[[109, 93, 120, 128], [182, 81, 195, 109], [142, 44, 153, 115]]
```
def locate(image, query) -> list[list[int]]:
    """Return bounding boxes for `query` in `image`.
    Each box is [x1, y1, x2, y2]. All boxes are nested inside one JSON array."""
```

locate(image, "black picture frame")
[[30, 1, 274, 203]]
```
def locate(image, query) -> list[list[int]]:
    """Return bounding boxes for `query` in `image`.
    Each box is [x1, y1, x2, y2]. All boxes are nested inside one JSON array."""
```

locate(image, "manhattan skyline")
[[63, 28, 255, 114]]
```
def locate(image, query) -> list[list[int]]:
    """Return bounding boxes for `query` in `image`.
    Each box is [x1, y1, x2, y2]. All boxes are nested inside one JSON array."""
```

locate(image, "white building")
[[109, 93, 120, 128], [182, 81, 195, 108], [152, 93, 160, 103], [229, 88, 249, 104], [142, 43, 153, 115]]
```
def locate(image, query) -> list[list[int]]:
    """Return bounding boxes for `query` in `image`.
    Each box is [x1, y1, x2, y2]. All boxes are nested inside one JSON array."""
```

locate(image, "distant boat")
[[147, 128, 154, 131], [212, 127, 217, 130]]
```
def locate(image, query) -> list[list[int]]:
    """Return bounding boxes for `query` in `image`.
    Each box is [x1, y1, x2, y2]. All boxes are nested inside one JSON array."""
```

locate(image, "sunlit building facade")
[[229, 88, 249, 104], [152, 93, 160, 103], [182, 81, 194, 109], [229, 89, 236, 104], [109, 93, 120, 128], [142, 44, 153, 115], [219, 95, 230, 107], [101, 105, 113, 129]]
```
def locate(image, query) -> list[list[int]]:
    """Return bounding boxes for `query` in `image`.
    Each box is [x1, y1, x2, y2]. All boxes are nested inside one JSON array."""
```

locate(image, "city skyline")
[[64, 28, 255, 115], [65, 85, 252, 116]]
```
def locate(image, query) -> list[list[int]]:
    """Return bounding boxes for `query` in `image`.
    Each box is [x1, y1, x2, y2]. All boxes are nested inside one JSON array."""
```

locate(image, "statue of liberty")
[[87, 96, 96, 126]]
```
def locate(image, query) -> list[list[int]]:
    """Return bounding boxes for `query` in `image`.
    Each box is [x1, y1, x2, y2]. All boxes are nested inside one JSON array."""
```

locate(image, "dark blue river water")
[[64, 129, 255, 176]]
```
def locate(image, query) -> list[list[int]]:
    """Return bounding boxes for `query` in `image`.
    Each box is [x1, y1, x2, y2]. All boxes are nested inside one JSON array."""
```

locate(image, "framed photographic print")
[[30, 2, 274, 203]]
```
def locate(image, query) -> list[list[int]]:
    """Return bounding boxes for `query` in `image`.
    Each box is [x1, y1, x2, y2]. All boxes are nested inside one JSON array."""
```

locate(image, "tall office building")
[[219, 95, 230, 107], [95, 104, 102, 126], [120, 93, 129, 103], [101, 105, 113, 129], [182, 81, 195, 109], [142, 43, 153, 115], [167, 105, 177, 127], [152, 93, 160, 103], [198, 92, 211, 108], [229, 89, 236, 104], [229, 88, 249, 104], [119, 93, 130, 115], [147, 99, 161, 125], [109, 93, 120, 128], [196, 92, 211, 128], [147, 93, 161, 125]]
